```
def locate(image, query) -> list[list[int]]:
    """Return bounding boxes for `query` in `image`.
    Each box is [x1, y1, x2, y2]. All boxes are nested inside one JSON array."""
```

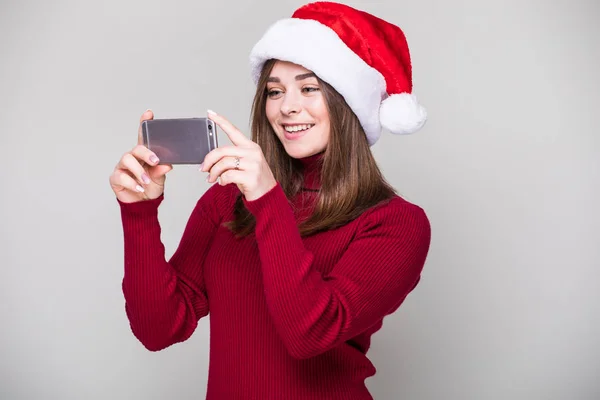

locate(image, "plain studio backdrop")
[[1, 0, 598, 399]]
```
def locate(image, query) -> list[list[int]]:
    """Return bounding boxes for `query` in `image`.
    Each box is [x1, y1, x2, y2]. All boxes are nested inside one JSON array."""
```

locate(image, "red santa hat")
[[249, 1, 427, 146]]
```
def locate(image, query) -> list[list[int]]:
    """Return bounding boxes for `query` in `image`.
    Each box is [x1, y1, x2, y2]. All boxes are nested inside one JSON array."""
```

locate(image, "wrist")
[[117, 194, 164, 216], [245, 179, 278, 202], [243, 182, 287, 214]]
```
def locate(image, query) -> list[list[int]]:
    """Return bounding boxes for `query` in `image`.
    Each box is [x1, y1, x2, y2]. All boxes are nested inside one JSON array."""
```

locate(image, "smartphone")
[[141, 117, 218, 164]]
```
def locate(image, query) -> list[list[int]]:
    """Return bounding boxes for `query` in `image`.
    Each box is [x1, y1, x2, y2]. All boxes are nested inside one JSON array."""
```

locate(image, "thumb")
[[137, 109, 154, 146], [148, 164, 173, 180]]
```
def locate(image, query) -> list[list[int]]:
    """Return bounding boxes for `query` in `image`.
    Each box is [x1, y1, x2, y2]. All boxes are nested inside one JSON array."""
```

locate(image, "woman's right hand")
[[109, 110, 173, 203]]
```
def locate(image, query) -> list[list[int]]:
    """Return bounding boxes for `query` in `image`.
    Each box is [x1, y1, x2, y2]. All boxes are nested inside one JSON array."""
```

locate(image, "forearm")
[[244, 186, 349, 358], [119, 196, 209, 351]]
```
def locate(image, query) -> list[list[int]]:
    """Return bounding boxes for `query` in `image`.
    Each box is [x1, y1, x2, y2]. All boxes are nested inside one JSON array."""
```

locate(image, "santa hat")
[[249, 1, 427, 146]]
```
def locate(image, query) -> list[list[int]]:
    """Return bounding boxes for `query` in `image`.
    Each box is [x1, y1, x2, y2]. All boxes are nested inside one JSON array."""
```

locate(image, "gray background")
[[1, 0, 598, 399]]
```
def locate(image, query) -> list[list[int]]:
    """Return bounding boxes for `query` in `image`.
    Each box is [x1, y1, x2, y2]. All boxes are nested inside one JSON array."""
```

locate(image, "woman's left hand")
[[200, 110, 277, 202]]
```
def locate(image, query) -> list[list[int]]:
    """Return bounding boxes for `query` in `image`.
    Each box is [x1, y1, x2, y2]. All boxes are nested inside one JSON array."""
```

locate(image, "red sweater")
[[117, 154, 431, 399]]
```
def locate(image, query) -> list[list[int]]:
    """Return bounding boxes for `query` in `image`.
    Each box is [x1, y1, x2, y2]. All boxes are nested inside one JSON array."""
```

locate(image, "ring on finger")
[[234, 156, 240, 170]]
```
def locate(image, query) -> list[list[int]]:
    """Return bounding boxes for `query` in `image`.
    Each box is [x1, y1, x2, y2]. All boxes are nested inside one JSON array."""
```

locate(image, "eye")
[[302, 87, 320, 93], [267, 89, 283, 98]]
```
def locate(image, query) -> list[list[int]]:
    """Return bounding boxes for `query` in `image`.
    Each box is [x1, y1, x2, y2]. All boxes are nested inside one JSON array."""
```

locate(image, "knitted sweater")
[[117, 154, 431, 399]]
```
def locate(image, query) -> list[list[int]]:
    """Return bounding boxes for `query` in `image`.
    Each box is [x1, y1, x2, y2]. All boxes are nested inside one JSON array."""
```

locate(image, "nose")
[[280, 91, 301, 116]]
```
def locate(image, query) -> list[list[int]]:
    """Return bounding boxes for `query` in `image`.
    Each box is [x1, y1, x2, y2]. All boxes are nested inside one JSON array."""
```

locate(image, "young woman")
[[109, 2, 431, 399]]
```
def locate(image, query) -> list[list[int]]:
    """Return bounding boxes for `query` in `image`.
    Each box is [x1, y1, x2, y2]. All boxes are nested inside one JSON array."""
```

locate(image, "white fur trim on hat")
[[249, 18, 387, 145]]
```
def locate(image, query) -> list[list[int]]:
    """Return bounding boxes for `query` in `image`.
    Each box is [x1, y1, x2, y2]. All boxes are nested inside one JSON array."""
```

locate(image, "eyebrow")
[[267, 72, 316, 83]]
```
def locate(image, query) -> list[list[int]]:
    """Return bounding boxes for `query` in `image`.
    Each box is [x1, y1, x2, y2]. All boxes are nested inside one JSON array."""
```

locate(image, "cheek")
[[306, 96, 329, 122], [265, 100, 279, 125], [306, 97, 330, 139]]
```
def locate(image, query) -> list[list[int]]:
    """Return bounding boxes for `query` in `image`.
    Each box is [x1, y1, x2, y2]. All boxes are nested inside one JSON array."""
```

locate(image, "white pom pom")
[[380, 93, 427, 135]]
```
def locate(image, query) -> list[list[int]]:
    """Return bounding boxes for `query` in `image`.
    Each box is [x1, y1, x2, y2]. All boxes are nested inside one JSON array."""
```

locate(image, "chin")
[[283, 146, 312, 159], [282, 144, 322, 159]]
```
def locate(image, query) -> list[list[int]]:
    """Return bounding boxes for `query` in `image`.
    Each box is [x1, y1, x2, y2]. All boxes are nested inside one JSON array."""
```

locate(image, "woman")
[[109, 2, 431, 399]]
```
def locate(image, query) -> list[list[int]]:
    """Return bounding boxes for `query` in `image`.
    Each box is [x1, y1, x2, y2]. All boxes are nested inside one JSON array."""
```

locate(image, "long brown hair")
[[224, 59, 397, 237]]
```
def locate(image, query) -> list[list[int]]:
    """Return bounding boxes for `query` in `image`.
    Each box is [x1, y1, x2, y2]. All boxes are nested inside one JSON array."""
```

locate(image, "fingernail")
[[150, 155, 159, 164], [206, 175, 210, 183], [145, 108, 152, 113], [198, 162, 204, 171], [136, 185, 145, 192], [142, 173, 151, 184], [207, 109, 216, 116]]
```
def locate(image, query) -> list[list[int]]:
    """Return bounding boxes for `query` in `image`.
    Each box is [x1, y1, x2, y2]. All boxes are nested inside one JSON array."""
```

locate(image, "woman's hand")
[[109, 110, 173, 203], [201, 110, 277, 202]]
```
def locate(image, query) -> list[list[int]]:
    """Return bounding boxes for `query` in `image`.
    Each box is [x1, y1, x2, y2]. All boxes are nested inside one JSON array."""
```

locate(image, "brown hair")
[[224, 59, 397, 237]]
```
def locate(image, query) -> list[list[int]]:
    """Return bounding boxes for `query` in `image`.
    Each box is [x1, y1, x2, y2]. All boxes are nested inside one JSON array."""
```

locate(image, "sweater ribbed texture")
[[117, 155, 431, 399]]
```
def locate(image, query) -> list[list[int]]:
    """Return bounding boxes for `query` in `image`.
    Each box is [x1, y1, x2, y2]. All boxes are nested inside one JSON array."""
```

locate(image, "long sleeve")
[[243, 183, 431, 360], [117, 184, 228, 351]]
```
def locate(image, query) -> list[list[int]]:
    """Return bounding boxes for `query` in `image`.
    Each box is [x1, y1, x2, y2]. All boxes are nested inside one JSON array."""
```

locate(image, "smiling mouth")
[[282, 124, 315, 133]]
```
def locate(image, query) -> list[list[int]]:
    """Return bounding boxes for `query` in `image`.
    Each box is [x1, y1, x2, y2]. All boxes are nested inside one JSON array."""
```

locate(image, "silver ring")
[[234, 157, 240, 170]]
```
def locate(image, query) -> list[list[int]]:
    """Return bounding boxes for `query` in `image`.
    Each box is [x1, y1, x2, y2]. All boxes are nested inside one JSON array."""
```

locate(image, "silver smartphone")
[[141, 117, 218, 165]]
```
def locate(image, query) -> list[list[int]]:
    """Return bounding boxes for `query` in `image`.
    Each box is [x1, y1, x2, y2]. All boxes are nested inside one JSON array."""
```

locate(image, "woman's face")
[[265, 60, 330, 159]]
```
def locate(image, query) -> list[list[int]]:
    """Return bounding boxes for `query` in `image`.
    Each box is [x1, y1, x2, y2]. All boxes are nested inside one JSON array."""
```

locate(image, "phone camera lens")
[[208, 124, 212, 131]]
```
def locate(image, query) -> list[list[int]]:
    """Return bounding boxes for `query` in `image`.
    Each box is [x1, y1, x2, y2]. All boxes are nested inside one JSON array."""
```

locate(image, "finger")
[[111, 169, 146, 194], [131, 144, 160, 166], [207, 110, 251, 146], [207, 156, 243, 184], [137, 109, 154, 146], [148, 164, 173, 181], [117, 153, 151, 186], [201, 145, 249, 173], [218, 169, 244, 186]]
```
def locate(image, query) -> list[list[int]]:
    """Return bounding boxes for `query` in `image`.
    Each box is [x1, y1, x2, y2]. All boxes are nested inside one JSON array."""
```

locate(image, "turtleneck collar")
[[298, 151, 324, 190]]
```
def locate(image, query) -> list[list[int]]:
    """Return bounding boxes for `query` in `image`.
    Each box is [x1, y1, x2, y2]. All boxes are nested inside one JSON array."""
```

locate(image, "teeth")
[[284, 124, 313, 133]]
